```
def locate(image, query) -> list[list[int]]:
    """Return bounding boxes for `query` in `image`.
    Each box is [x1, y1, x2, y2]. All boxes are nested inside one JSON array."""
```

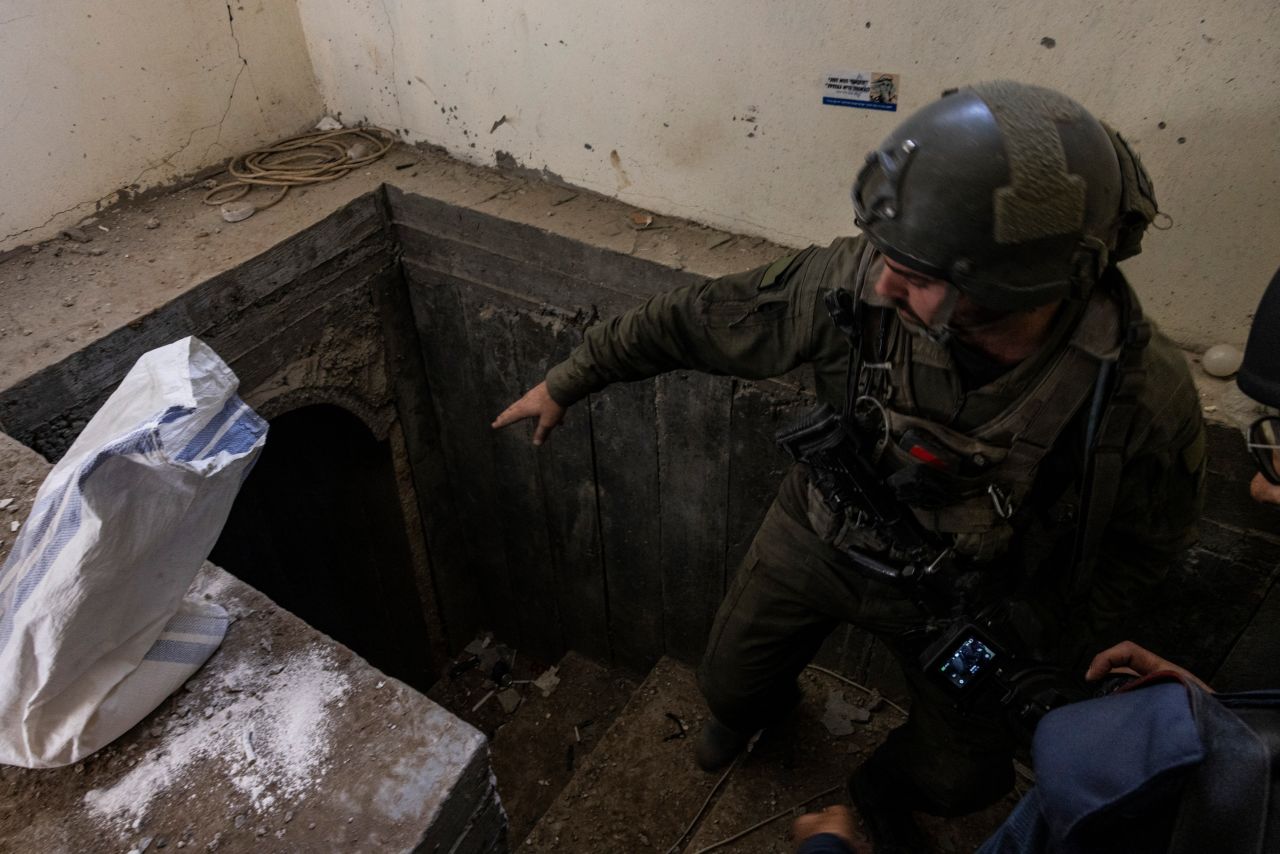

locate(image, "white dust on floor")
[[84, 646, 352, 830]]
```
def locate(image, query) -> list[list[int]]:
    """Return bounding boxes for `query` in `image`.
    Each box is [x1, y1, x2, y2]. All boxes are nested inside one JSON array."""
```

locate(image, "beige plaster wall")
[[0, 0, 323, 253], [297, 0, 1278, 349]]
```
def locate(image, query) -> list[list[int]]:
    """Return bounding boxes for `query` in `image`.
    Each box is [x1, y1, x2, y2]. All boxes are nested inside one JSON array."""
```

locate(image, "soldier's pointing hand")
[[491, 381, 566, 446]]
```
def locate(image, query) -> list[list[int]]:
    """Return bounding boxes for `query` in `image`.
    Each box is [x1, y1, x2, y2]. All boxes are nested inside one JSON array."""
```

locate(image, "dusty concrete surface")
[[429, 645, 639, 846], [523, 657, 1020, 853], [0, 432, 504, 854]]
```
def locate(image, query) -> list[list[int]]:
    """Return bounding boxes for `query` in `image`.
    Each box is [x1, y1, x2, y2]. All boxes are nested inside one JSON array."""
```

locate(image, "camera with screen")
[[918, 609, 1097, 738]]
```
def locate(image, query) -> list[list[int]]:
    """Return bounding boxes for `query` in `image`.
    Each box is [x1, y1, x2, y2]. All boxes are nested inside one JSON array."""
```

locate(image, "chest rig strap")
[[1071, 273, 1151, 602]]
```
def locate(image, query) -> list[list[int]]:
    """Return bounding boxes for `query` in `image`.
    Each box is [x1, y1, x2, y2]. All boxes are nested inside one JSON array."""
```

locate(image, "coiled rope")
[[203, 126, 396, 212]]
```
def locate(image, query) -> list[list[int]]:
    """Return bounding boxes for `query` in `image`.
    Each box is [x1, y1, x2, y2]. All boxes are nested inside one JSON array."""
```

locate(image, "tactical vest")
[[808, 245, 1149, 573]]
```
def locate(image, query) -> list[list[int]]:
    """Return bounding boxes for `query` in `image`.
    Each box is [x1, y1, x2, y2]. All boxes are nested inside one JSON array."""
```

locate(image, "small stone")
[[220, 201, 256, 223], [283, 811, 294, 824], [68, 244, 108, 256], [255, 827, 267, 837], [497, 688, 523, 714], [1202, 343, 1243, 378], [9, 521, 19, 533], [60, 226, 92, 243], [0, 499, 13, 510], [628, 212, 654, 229], [308, 822, 316, 830], [62, 295, 76, 307], [233, 814, 247, 829], [145, 217, 161, 229], [156, 839, 168, 849], [139, 837, 155, 851], [202, 707, 215, 719]]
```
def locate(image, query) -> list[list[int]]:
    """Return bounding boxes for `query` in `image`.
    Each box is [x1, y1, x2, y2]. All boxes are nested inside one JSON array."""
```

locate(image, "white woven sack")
[[0, 337, 267, 768]]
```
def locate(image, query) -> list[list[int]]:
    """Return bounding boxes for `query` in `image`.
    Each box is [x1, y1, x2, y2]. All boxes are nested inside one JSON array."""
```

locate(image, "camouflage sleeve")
[[1064, 339, 1207, 664], [543, 246, 829, 406]]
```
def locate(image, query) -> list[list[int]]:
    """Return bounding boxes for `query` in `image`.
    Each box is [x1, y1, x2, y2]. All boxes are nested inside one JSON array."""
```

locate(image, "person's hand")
[[791, 805, 869, 853], [1250, 470, 1280, 506], [491, 381, 566, 446], [1085, 641, 1212, 692]]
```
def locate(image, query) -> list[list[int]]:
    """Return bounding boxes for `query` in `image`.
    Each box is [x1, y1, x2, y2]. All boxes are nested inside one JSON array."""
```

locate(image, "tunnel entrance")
[[210, 403, 436, 691]]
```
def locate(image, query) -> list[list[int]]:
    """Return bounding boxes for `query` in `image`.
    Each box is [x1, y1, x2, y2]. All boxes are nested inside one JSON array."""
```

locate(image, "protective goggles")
[[1247, 416, 1280, 486]]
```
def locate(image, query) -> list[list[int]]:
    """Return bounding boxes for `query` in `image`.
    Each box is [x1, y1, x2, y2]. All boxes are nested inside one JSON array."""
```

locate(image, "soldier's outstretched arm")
[[492, 242, 849, 445]]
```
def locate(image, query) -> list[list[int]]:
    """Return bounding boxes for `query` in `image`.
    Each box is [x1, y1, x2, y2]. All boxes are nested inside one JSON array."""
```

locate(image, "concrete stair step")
[[428, 645, 638, 846], [522, 657, 1020, 853]]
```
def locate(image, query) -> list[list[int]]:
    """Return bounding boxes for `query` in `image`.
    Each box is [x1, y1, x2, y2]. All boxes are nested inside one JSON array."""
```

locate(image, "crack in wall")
[[2, 5, 255, 246], [378, 0, 407, 133]]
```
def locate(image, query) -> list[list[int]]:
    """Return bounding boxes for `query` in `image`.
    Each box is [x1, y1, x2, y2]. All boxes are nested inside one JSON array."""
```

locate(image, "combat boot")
[[694, 716, 750, 772]]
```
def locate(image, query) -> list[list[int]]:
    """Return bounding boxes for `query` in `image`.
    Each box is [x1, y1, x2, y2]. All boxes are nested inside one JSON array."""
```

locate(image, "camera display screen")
[[938, 636, 996, 690]]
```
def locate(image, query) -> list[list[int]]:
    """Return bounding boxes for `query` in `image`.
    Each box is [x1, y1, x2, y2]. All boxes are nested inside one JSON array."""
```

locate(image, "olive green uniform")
[[545, 235, 1205, 813]]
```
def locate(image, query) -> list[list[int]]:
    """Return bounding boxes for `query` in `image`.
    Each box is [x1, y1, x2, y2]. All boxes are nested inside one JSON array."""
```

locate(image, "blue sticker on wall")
[[822, 71, 899, 111]]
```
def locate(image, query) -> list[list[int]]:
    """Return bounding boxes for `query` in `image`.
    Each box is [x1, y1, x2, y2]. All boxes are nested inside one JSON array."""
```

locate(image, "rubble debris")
[[315, 116, 343, 131], [472, 689, 496, 712], [60, 227, 92, 243], [9, 521, 19, 533], [490, 659, 513, 687], [145, 217, 161, 230], [662, 712, 688, 741], [497, 688, 522, 714], [821, 690, 873, 736], [448, 655, 480, 679], [628, 212, 654, 229], [0, 498, 13, 510], [532, 665, 561, 698], [478, 646, 502, 671], [463, 635, 492, 655], [68, 244, 108, 256]]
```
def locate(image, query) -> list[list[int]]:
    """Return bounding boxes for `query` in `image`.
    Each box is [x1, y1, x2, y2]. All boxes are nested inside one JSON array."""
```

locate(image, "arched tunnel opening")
[[210, 403, 437, 692]]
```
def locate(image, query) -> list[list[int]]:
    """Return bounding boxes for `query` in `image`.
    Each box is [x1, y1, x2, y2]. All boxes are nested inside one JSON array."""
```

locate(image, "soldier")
[[494, 81, 1205, 850]]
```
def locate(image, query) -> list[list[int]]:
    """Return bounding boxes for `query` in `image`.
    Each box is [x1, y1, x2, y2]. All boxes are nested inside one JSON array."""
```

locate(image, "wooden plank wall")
[[388, 187, 815, 673]]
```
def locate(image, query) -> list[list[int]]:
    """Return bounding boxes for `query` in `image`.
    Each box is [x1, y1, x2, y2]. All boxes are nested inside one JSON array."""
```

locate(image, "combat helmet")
[[852, 81, 1157, 311]]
